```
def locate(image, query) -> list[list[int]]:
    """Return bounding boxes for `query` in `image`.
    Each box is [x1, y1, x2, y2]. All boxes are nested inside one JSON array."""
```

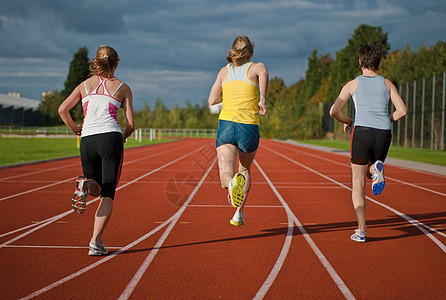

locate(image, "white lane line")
[[253, 161, 355, 300], [3, 245, 122, 249], [276, 142, 446, 197], [1, 144, 207, 247], [187, 205, 284, 208], [19, 151, 214, 300], [264, 145, 446, 250], [0, 177, 73, 202], [0, 142, 194, 203], [118, 159, 216, 300], [253, 161, 296, 300], [0, 162, 80, 182]]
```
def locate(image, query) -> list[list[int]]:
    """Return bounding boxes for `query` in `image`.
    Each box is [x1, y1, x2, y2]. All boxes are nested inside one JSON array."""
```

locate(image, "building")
[[0, 92, 41, 125]]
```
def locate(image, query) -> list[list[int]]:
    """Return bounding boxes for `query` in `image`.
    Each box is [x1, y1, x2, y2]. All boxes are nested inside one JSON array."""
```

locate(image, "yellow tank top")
[[219, 62, 260, 125]]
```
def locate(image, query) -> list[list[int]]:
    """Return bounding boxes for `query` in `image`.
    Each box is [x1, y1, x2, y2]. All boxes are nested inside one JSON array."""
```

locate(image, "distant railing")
[[133, 128, 217, 142], [0, 126, 218, 140], [0, 126, 71, 135], [392, 72, 446, 150]]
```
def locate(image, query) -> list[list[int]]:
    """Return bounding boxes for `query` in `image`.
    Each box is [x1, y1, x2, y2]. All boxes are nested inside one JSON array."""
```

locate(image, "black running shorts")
[[80, 132, 123, 199], [350, 126, 392, 165]]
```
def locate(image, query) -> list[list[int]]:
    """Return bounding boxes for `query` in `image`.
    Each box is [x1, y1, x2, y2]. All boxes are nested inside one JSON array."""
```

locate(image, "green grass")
[[0, 136, 175, 167], [297, 139, 446, 166], [2, 136, 445, 167]]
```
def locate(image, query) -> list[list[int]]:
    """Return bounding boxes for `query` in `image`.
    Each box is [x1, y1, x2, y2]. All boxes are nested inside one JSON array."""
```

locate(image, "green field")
[[1, 136, 445, 167], [0, 136, 174, 167], [297, 139, 446, 166]]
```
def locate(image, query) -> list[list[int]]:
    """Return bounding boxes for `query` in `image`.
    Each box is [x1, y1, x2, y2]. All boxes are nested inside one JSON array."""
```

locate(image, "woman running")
[[208, 36, 269, 226], [330, 44, 407, 242], [59, 45, 134, 255]]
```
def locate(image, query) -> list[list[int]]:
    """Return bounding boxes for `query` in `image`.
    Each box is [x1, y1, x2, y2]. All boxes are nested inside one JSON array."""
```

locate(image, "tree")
[[38, 90, 64, 125], [62, 47, 90, 122], [328, 24, 390, 101], [37, 47, 90, 125]]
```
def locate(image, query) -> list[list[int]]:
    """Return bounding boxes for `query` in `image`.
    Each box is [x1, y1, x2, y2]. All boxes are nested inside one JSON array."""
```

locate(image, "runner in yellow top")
[[208, 36, 269, 226]]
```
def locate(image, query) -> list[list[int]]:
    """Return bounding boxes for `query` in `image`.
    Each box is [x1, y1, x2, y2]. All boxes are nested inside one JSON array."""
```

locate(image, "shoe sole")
[[229, 174, 245, 208], [88, 250, 108, 256], [72, 194, 87, 214], [229, 219, 245, 226], [351, 236, 366, 242], [72, 176, 89, 214], [372, 161, 385, 195]]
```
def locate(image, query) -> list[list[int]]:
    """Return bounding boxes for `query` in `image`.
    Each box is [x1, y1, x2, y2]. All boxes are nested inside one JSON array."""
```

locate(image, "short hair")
[[358, 44, 384, 71], [226, 36, 254, 66], [89, 45, 119, 78]]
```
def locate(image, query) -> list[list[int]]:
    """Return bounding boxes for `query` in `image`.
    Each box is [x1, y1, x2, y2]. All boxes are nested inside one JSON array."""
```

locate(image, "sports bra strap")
[[111, 82, 124, 97], [84, 81, 89, 94]]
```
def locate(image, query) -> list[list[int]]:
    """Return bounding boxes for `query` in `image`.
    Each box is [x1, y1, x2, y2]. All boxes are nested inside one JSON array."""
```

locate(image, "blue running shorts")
[[216, 120, 260, 153]]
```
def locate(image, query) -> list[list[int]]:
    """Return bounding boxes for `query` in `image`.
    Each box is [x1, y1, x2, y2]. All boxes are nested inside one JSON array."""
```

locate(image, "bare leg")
[[236, 150, 257, 213], [88, 179, 101, 197], [90, 197, 113, 243], [351, 163, 367, 233], [216, 144, 238, 189]]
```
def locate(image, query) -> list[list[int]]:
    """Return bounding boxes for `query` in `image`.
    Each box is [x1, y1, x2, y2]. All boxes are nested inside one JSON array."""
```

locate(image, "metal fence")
[[0, 126, 218, 140], [135, 128, 217, 141], [392, 72, 445, 150]]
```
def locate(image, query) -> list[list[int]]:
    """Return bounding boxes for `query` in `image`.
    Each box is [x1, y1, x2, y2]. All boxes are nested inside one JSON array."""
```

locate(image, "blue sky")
[[1, 0, 445, 110]]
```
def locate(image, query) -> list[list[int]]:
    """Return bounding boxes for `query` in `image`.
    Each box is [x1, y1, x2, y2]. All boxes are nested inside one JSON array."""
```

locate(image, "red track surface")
[[1, 138, 445, 299]]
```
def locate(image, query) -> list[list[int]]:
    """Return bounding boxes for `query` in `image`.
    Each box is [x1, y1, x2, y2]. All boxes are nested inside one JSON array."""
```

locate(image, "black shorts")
[[80, 132, 123, 199], [350, 126, 392, 165]]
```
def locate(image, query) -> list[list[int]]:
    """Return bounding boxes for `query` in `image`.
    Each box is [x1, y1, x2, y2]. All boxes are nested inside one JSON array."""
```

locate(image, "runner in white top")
[[59, 45, 134, 255]]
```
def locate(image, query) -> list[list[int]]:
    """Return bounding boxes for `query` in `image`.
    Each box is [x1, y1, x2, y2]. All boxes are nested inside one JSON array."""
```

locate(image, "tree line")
[[39, 24, 446, 141]]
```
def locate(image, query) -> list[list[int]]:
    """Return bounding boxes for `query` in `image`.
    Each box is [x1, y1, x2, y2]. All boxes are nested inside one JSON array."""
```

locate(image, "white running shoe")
[[88, 240, 108, 256], [228, 173, 245, 208], [230, 212, 245, 227], [350, 229, 366, 242], [72, 176, 89, 214], [371, 160, 385, 195]]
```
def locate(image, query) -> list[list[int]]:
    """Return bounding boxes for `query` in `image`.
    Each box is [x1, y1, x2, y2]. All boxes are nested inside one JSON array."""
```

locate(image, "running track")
[[0, 138, 445, 299]]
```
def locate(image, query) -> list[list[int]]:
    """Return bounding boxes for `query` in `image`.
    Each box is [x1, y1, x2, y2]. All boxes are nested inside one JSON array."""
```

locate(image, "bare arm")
[[330, 79, 356, 132], [385, 79, 407, 122], [254, 62, 269, 115], [58, 84, 83, 135], [121, 84, 135, 143], [208, 66, 226, 106]]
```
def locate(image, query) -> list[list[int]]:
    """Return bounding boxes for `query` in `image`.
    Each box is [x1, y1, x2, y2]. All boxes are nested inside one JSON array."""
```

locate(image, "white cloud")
[[0, 0, 445, 109]]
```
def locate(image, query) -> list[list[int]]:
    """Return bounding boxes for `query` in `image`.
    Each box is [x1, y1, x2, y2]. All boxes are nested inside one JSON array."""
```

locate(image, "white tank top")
[[81, 76, 123, 137]]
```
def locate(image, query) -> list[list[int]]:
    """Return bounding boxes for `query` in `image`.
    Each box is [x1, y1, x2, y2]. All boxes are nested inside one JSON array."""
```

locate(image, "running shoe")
[[228, 173, 245, 208], [350, 229, 366, 242], [371, 160, 385, 195], [230, 211, 245, 227], [88, 240, 108, 256], [72, 176, 89, 214]]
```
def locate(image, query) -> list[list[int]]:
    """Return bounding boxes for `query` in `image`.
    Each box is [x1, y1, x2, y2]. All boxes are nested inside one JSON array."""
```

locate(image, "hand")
[[344, 123, 351, 133], [259, 101, 267, 115], [74, 124, 82, 135]]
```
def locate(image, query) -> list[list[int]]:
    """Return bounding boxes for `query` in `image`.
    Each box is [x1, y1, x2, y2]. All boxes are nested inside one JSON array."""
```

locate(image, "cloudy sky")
[[1, 0, 445, 110]]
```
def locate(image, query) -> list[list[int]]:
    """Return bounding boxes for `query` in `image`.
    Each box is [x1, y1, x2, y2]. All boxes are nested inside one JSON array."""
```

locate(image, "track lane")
[[259, 139, 446, 299], [0, 138, 445, 299]]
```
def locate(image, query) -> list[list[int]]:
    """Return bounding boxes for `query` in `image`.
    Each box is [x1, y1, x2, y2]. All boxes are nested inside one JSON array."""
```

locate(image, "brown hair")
[[89, 45, 119, 78], [358, 44, 384, 71], [226, 36, 254, 66]]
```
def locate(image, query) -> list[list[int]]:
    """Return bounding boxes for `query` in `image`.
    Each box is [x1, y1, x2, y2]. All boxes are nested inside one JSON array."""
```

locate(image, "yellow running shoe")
[[228, 173, 245, 208]]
